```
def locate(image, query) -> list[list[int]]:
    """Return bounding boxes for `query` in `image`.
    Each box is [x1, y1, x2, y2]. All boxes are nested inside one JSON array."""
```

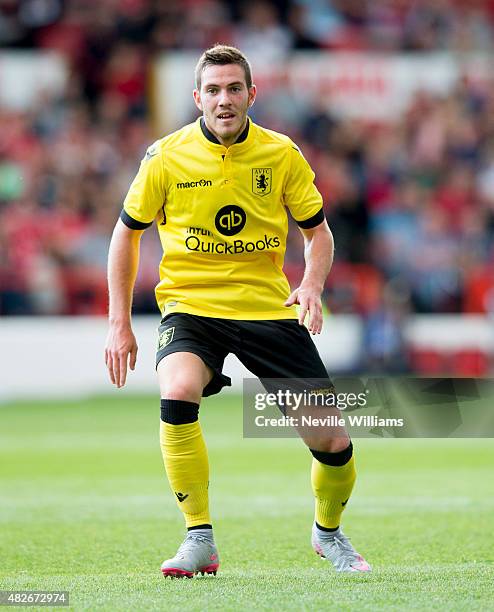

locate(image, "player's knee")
[[160, 399, 199, 424], [325, 437, 351, 454], [160, 379, 202, 403], [305, 435, 351, 454]]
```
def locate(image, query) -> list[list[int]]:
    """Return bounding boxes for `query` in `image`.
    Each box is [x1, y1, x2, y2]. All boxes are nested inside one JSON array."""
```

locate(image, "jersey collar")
[[197, 117, 254, 152]]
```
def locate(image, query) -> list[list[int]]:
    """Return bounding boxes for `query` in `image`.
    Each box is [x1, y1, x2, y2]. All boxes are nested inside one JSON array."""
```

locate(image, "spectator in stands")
[[1, 0, 494, 319]]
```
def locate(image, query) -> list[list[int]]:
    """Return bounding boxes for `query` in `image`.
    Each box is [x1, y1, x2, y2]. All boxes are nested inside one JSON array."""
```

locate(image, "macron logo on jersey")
[[176, 179, 212, 189]]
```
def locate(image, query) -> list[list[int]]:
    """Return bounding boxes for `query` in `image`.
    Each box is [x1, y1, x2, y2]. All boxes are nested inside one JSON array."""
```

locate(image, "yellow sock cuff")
[[311, 455, 356, 529]]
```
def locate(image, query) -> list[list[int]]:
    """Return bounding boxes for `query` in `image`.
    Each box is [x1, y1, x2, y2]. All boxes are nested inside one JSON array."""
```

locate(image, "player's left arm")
[[284, 219, 334, 334]]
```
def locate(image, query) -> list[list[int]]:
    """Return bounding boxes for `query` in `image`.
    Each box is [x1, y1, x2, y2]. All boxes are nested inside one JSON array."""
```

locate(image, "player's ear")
[[193, 89, 203, 111], [248, 84, 257, 108]]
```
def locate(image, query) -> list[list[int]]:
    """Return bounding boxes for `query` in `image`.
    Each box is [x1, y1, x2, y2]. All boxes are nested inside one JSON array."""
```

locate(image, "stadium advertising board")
[[0, 51, 67, 109], [154, 51, 492, 131]]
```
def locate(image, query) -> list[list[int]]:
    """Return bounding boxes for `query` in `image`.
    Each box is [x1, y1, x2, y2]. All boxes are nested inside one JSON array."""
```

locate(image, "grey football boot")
[[161, 531, 219, 578], [312, 523, 371, 573]]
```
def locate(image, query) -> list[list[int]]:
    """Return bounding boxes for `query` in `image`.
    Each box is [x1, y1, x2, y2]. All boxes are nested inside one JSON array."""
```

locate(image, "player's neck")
[[201, 117, 249, 148]]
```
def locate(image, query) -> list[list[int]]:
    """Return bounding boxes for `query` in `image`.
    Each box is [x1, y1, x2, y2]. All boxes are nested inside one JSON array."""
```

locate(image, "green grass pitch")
[[1, 394, 493, 611]]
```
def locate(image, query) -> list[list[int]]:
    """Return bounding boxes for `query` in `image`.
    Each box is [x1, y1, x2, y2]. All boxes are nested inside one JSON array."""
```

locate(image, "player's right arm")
[[105, 220, 144, 388], [105, 139, 166, 388]]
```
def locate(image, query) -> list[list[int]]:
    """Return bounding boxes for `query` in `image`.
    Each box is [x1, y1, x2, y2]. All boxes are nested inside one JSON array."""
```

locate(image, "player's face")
[[193, 64, 256, 147]]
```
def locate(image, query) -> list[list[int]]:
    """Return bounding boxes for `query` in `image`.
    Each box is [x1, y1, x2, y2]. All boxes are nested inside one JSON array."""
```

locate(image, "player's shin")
[[159, 399, 211, 528], [310, 442, 356, 529]]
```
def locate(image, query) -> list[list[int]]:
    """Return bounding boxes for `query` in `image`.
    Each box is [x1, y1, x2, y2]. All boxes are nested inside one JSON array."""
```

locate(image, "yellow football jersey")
[[121, 117, 324, 320]]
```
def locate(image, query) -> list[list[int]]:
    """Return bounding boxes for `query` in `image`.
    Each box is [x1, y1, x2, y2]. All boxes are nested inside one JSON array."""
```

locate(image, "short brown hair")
[[195, 44, 253, 90]]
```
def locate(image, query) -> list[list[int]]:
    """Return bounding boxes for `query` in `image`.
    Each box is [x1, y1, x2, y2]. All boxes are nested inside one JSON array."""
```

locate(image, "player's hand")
[[104, 322, 138, 388], [284, 283, 323, 334]]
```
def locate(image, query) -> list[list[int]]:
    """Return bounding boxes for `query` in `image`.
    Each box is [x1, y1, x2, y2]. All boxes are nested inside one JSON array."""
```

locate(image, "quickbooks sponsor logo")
[[185, 234, 280, 254], [176, 179, 212, 189], [215, 205, 246, 236]]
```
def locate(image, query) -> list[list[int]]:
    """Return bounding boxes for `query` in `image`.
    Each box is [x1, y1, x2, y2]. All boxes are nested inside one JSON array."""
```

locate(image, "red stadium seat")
[[463, 266, 494, 313], [409, 348, 445, 375], [451, 349, 489, 377], [326, 263, 384, 314]]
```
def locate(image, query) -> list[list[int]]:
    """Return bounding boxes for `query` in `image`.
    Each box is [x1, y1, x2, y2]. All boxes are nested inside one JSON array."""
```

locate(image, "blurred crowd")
[[1, 0, 494, 334], [3, 0, 494, 53]]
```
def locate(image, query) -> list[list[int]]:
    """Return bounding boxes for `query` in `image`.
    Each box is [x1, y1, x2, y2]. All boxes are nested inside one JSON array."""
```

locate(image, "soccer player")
[[105, 45, 371, 577]]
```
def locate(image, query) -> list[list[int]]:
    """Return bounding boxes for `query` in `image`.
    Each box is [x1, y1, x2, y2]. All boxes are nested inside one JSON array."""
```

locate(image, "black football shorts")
[[156, 312, 332, 397]]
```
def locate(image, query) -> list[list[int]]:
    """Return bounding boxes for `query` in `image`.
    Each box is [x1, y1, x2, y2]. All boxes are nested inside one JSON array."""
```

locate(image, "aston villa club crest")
[[158, 327, 175, 349], [252, 168, 272, 196]]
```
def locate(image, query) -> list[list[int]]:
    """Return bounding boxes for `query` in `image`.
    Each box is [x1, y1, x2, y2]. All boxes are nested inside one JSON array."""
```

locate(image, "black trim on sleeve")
[[296, 208, 325, 229], [120, 209, 153, 230]]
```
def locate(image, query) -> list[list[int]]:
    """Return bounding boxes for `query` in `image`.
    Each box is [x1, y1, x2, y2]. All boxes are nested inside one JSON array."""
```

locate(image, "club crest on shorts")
[[252, 168, 272, 196], [158, 327, 175, 349]]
